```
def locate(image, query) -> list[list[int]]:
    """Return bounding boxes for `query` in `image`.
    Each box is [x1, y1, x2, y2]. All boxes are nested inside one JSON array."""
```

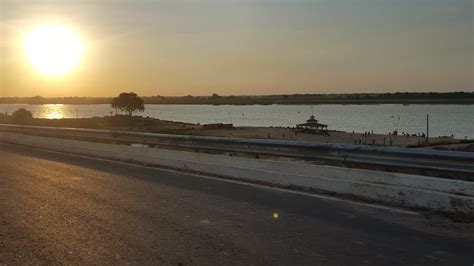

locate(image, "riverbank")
[[1, 114, 471, 150]]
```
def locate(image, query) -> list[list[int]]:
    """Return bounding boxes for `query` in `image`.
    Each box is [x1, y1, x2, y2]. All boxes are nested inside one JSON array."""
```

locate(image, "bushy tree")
[[12, 108, 33, 123], [211, 93, 221, 99], [111, 92, 145, 116]]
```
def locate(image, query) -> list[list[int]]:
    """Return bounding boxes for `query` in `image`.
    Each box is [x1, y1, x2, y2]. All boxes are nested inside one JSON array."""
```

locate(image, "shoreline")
[[1, 115, 472, 151]]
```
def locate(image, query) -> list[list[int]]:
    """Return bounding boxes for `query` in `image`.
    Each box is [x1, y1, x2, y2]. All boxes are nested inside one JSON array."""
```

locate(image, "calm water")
[[1, 104, 473, 139]]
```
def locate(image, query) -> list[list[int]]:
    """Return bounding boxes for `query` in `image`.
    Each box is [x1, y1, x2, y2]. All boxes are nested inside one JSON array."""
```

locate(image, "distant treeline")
[[1, 92, 473, 105]]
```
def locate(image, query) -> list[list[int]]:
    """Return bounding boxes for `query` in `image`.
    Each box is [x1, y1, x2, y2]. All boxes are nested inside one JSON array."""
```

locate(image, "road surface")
[[0, 142, 473, 265]]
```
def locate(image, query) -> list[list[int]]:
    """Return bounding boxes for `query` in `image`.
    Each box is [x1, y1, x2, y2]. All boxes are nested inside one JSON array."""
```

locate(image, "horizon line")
[[1, 91, 473, 99]]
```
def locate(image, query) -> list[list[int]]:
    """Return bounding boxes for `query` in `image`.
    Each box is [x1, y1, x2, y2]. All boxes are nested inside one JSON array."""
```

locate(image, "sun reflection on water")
[[44, 104, 65, 119]]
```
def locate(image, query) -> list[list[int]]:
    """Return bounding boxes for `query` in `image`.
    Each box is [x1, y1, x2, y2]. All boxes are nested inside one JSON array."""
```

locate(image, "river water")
[[1, 104, 473, 139]]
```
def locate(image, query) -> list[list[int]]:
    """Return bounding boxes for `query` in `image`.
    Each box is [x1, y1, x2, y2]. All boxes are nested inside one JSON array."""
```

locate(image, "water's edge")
[[1, 104, 473, 139]]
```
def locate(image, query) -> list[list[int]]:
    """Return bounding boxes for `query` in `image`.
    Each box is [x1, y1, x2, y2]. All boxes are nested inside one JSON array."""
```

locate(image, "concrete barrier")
[[1, 131, 473, 217]]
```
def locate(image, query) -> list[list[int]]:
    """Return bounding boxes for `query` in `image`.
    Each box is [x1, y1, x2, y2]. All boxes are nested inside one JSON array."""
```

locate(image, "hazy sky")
[[1, 0, 473, 97]]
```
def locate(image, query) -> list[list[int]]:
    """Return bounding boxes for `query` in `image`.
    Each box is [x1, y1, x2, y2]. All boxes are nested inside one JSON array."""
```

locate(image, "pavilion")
[[296, 115, 329, 134]]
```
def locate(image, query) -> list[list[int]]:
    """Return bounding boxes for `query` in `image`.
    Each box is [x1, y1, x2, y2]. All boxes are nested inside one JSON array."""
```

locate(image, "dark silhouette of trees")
[[111, 92, 145, 116], [30, 96, 44, 104], [1, 92, 473, 105], [12, 108, 33, 123]]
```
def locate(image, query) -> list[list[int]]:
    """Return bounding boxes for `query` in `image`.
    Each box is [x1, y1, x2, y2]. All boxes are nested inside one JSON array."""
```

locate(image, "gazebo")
[[296, 115, 328, 134]]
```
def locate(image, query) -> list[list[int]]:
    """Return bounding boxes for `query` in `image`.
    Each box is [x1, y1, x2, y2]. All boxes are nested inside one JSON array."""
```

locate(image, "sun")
[[23, 24, 84, 76]]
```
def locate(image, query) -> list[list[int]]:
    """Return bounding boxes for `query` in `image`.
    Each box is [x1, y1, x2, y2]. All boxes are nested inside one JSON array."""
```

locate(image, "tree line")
[[1, 91, 473, 105]]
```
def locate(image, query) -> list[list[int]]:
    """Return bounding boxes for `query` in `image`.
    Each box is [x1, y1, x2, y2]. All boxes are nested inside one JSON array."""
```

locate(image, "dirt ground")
[[0, 114, 468, 149], [195, 127, 459, 148]]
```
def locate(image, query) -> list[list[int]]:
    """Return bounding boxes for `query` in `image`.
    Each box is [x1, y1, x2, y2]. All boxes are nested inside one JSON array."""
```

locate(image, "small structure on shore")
[[296, 115, 329, 135], [202, 123, 234, 130]]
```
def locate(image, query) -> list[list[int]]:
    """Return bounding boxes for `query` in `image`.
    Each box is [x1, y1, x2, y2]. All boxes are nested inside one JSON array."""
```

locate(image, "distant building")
[[296, 115, 328, 134]]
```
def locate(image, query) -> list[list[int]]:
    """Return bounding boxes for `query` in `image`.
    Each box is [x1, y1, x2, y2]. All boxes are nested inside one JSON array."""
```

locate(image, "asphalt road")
[[0, 143, 473, 265]]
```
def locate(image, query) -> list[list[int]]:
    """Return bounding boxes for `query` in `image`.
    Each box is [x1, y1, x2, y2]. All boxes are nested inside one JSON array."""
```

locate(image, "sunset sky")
[[1, 0, 473, 97]]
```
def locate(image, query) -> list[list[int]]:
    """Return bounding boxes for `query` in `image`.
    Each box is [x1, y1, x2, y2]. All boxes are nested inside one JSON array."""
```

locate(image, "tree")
[[12, 108, 33, 123], [29, 96, 44, 104], [111, 92, 145, 116], [211, 93, 221, 99]]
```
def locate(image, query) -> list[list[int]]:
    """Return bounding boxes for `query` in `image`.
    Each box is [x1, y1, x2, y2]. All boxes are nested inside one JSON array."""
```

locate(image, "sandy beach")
[[2, 114, 470, 150], [197, 126, 460, 148]]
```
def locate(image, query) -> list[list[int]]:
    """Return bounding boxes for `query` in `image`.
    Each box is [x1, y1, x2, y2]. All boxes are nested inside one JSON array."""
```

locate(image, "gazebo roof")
[[297, 115, 328, 128], [306, 115, 318, 122]]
